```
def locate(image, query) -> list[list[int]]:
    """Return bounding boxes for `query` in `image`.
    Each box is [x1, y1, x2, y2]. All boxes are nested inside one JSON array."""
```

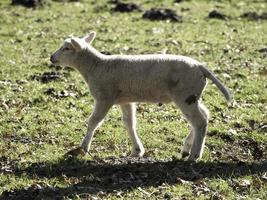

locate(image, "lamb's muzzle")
[[50, 55, 57, 64], [50, 31, 232, 161]]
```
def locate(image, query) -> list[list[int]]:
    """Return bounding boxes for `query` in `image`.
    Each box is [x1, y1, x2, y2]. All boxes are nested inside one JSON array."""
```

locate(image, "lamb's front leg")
[[121, 103, 145, 157], [181, 130, 194, 158], [81, 101, 112, 153]]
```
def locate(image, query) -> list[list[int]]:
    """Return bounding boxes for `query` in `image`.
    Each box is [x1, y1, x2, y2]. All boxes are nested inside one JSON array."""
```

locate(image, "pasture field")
[[0, 0, 266, 199]]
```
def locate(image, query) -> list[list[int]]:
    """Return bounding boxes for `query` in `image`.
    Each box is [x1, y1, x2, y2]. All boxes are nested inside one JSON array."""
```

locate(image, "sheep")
[[50, 31, 232, 161]]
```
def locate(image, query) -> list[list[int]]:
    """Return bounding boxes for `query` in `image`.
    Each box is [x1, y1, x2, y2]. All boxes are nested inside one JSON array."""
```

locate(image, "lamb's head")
[[50, 32, 96, 67]]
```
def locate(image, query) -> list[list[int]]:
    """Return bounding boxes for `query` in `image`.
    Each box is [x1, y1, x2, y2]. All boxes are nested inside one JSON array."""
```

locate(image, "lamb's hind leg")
[[121, 103, 145, 157], [181, 103, 209, 158], [176, 101, 209, 161]]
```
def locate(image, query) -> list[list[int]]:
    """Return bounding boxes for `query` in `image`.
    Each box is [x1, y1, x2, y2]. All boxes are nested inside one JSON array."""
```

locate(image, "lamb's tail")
[[199, 65, 232, 102]]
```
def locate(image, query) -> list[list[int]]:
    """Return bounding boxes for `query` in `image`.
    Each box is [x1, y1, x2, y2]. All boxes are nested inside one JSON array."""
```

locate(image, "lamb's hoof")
[[130, 148, 145, 158], [65, 147, 87, 157], [181, 151, 190, 158]]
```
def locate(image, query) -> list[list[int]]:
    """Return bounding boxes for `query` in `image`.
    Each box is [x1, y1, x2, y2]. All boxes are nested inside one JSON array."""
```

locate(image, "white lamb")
[[50, 32, 232, 161]]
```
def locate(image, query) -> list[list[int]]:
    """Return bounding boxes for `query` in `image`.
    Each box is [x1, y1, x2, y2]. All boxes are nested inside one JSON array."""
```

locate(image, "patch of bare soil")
[[30, 71, 65, 83], [43, 82, 87, 99], [257, 47, 267, 54], [11, 0, 44, 8], [44, 88, 78, 98], [143, 8, 182, 22], [208, 135, 266, 163], [110, 0, 142, 12], [226, 139, 264, 162], [208, 10, 227, 20], [240, 11, 267, 20], [0, 156, 19, 174]]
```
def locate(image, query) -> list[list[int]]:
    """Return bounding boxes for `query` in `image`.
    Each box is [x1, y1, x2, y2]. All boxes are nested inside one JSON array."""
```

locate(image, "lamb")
[[50, 31, 232, 161]]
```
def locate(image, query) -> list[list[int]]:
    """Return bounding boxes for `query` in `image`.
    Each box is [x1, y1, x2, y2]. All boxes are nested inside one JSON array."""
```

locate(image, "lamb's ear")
[[84, 31, 96, 44], [70, 38, 82, 51]]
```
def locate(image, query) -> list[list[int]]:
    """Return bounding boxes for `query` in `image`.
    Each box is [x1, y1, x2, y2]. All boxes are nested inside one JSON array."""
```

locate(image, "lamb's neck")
[[75, 46, 106, 81]]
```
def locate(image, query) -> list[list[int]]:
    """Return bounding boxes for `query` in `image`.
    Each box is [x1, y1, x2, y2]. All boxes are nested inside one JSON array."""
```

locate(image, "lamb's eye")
[[63, 47, 71, 51]]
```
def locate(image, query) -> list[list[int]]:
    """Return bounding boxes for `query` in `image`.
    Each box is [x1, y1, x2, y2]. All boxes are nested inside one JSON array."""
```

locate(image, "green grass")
[[0, 0, 266, 199]]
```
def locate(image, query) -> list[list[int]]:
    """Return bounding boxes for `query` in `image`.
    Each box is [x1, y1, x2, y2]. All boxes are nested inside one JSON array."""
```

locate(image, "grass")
[[0, 0, 266, 199]]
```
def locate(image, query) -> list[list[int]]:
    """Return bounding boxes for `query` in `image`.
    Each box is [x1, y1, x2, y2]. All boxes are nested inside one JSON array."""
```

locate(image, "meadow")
[[0, 0, 266, 199]]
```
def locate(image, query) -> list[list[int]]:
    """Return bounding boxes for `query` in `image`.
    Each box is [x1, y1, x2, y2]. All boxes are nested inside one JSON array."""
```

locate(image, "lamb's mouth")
[[50, 55, 59, 65]]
